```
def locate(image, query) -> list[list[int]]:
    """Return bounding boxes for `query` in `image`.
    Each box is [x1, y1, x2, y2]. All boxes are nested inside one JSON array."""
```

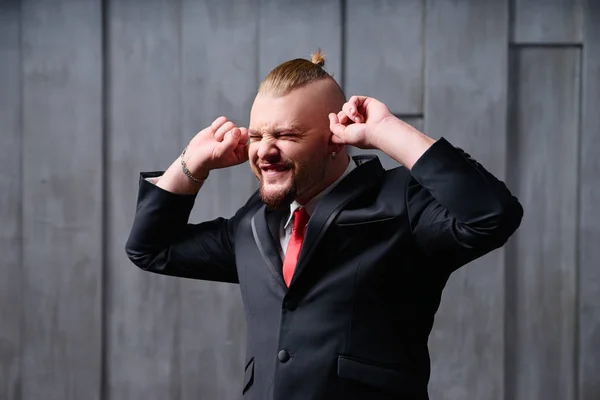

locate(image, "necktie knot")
[[292, 207, 310, 232]]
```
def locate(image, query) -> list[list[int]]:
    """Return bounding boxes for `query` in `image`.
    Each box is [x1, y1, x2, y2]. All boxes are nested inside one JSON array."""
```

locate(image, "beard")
[[255, 153, 328, 211], [260, 179, 297, 211]]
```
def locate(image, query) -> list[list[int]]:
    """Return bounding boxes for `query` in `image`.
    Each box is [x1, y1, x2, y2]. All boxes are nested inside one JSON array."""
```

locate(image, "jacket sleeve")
[[406, 138, 523, 271], [125, 172, 248, 283]]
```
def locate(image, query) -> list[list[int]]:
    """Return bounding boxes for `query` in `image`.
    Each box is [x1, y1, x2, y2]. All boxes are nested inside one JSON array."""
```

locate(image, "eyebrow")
[[248, 125, 303, 135]]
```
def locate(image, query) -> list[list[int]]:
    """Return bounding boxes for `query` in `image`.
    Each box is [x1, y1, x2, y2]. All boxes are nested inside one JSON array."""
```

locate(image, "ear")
[[327, 136, 345, 155]]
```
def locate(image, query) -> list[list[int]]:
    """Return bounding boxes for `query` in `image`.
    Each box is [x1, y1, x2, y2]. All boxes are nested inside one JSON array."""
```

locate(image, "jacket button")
[[284, 300, 297, 311], [278, 350, 290, 363]]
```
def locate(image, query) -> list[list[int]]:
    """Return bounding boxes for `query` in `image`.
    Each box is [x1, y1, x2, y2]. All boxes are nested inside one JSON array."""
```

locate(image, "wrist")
[[156, 158, 202, 195], [371, 114, 401, 149], [180, 146, 210, 183], [372, 116, 435, 169]]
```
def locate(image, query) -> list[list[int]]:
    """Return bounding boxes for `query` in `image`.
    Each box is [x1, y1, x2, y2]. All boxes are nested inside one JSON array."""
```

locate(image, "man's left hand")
[[329, 95, 436, 169], [328, 95, 395, 150]]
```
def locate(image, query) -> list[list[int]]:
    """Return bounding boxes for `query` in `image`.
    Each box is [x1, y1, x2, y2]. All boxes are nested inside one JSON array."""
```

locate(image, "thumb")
[[234, 143, 250, 163]]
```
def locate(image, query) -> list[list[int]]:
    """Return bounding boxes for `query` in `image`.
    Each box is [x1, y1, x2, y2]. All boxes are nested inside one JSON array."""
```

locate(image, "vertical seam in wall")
[[573, 42, 584, 400], [340, 0, 346, 91], [502, 2, 511, 399], [503, 47, 512, 400], [421, 0, 426, 117], [176, 1, 183, 398], [100, 0, 109, 398], [17, 0, 24, 398], [508, 0, 516, 43], [256, 0, 261, 87], [504, 3, 515, 400]]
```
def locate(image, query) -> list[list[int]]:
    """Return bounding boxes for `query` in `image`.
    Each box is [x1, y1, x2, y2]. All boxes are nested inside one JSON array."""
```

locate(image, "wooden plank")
[[0, 1, 21, 399], [20, 0, 103, 399], [512, 0, 583, 44], [106, 1, 182, 399], [579, 0, 600, 397], [259, 0, 342, 83], [345, 0, 423, 114], [348, 118, 423, 170], [178, 0, 258, 399], [506, 48, 580, 400], [424, 1, 509, 399]]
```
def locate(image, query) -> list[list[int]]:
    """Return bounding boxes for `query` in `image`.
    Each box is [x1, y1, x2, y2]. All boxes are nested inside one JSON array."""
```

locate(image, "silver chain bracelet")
[[180, 146, 209, 183]]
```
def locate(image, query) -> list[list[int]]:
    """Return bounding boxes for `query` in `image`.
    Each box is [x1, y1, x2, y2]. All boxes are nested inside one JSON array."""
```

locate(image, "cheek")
[[297, 141, 327, 159]]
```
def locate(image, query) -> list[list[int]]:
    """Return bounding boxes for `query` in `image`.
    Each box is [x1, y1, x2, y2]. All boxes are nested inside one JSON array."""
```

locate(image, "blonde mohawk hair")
[[259, 49, 333, 96]]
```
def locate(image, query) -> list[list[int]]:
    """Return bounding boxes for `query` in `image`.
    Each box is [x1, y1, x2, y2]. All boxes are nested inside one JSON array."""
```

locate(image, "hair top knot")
[[311, 48, 326, 67], [258, 48, 337, 96]]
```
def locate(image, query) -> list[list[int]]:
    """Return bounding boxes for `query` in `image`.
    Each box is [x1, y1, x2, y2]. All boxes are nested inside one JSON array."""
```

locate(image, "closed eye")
[[247, 131, 300, 141], [276, 132, 299, 139]]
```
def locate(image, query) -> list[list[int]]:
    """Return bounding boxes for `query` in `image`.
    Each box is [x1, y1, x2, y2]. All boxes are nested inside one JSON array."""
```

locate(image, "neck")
[[296, 153, 350, 205]]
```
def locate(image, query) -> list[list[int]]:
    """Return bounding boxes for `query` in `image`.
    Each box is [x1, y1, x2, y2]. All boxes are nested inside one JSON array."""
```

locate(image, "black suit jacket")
[[126, 138, 523, 400]]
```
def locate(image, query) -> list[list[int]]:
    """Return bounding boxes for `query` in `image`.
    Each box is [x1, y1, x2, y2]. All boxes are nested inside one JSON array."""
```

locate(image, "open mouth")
[[261, 164, 288, 172], [259, 163, 291, 177]]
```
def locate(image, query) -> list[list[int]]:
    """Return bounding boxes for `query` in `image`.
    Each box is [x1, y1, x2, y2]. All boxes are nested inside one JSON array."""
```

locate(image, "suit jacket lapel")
[[251, 205, 287, 289], [250, 155, 385, 289], [290, 155, 385, 286]]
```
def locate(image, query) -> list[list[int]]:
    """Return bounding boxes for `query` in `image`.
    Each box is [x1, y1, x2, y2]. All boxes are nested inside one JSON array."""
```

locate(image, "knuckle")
[[212, 116, 227, 129]]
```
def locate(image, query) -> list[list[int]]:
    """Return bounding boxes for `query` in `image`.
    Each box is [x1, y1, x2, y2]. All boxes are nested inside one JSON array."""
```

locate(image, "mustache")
[[255, 158, 294, 169]]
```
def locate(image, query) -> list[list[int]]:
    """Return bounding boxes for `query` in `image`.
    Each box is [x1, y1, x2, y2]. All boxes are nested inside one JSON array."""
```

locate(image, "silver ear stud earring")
[[332, 152, 337, 159]]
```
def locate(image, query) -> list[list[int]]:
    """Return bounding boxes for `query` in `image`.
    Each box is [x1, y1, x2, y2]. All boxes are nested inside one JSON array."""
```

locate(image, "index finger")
[[211, 116, 229, 132], [345, 95, 367, 123], [328, 113, 346, 137], [347, 95, 369, 111]]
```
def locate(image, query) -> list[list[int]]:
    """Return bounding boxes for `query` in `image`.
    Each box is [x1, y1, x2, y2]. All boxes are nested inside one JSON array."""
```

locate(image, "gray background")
[[1, 0, 599, 399]]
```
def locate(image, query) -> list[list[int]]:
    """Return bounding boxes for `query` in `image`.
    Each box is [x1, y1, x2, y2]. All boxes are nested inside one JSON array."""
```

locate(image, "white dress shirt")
[[279, 157, 357, 258]]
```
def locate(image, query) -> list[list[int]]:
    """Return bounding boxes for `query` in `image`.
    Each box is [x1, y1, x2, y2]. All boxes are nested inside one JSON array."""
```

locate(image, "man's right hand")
[[184, 116, 249, 175], [156, 116, 249, 195]]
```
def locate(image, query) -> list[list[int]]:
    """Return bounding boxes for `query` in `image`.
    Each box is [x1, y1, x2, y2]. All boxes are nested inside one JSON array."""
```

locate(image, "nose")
[[256, 137, 279, 161]]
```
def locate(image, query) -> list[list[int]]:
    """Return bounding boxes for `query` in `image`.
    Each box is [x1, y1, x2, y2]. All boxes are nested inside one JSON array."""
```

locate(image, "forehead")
[[249, 91, 312, 132]]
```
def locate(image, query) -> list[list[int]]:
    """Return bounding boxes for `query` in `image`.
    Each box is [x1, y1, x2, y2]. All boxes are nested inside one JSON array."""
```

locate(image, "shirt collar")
[[283, 156, 357, 229]]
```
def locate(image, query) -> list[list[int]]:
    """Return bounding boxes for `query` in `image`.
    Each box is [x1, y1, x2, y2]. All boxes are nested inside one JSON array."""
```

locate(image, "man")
[[126, 51, 523, 400]]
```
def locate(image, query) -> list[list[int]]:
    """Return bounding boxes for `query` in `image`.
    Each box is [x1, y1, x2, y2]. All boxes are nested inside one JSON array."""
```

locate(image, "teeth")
[[260, 165, 290, 173]]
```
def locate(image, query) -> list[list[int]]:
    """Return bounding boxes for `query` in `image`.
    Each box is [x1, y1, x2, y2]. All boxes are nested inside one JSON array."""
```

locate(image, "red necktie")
[[282, 207, 310, 287]]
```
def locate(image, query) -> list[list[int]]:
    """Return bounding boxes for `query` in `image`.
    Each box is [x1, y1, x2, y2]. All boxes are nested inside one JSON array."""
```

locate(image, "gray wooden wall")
[[0, 0, 598, 399]]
